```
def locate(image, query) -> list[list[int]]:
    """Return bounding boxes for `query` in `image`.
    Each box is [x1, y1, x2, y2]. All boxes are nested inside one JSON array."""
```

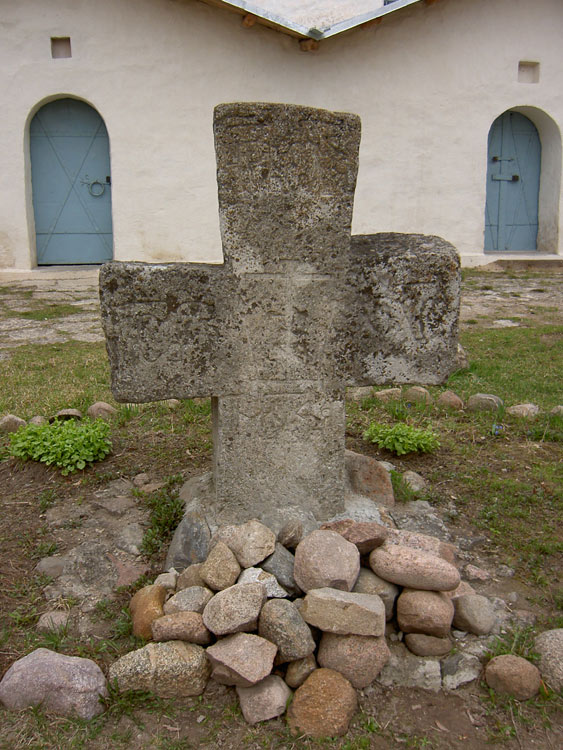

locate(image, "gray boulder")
[[206, 633, 277, 687], [534, 629, 563, 691], [202, 582, 266, 636], [165, 511, 211, 571], [294, 530, 360, 593], [236, 675, 291, 725], [453, 594, 497, 635], [0, 648, 107, 719], [109, 641, 210, 698], [258, 599, 316, 663]]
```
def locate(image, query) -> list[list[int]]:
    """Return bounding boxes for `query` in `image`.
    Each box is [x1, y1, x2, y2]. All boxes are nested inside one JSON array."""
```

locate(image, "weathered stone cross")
[[100, 103, 459, 530]]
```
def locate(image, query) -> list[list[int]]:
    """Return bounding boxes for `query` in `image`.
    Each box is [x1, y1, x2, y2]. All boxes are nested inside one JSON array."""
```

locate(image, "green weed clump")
[[363, 422, 440, 456], [140, 476, 185, 557], [9, 418, 112, 475]]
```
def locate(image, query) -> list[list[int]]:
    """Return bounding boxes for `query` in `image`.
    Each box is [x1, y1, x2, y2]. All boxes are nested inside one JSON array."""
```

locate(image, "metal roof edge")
[[212, 0, 425, 40], [320, 0, 424, 39]]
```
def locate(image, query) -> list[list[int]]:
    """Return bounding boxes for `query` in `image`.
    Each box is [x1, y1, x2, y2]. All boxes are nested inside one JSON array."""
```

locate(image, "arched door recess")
[[30, 98, 113, 265], [485, 111, 541, 252]]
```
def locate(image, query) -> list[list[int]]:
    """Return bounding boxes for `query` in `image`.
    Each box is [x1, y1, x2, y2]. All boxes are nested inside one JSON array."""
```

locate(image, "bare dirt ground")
[[0, 265, 561, 749]]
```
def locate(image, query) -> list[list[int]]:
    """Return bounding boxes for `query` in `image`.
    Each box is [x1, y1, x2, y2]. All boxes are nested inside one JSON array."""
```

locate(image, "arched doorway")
[[485, 111, 541, 252], [30, 98, 113, 265]]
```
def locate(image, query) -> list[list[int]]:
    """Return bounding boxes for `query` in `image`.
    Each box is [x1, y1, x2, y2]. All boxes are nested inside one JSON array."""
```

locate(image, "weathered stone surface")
[[344, 450, 395, 507], [238, 567, 288, 598], [36, 610, 70, 633], [287, 668, 357, 738], [485, 655, 541, 700], [294, 530, 360, 593], [86, 401, 117, 419], [348, 234, 460, 387], [466, 393, 503, 412], [0, 648, 107, 719], [437, 390, 464, 410], [29, 415, 48, 425], [456, 343, 469, 370], [285, 654, 317, 688], [177, 563, 206, 589], [391, 505, 452, 544], [258, 599, 316, 663], [385, 529, 457, 564], [373, 388, 402, 402], [53, 408, 82, 421], [321, 518, 388, 554], [100, 103, 460, 531], [165, 511, 211, 571], [352, 568, 398, 621], [317, 633, 390, 688], [442, 580, 476, 600], [377, 642, 442, 692], [453, 594, 497, 635], [153, 570, 178, 592], [206, 633, 277, 687], [404, 633, 452, 657], [35, 555, 66, 578], [550, 405, 563, 416], [0, 414, 26, 433], [164, 586, 213, 615], [129, 584, 167, 639], [116, 522, 144, 555], [397, 589, 454, 638], [202, 582, 266, 636], [506, 403, 540, 418], [236, 675, 291, 725], [52, 541, 119, 600], [441, 653, 482, 690], [463, 563, 491, 582], [534, 629, 563, 691], [404, 386, 431, 404], [277, 520, 304, 550], [151, 612, 212, 644], [200, 541, 241, 591], [369, 544, 460, 591], [226, 520, 276, 568], [109, 641, 210, 697], [401, 471, 428, 494], [260, 543, 302, 596], [300, 588, 385, 636], [133, 472, 150, 487]]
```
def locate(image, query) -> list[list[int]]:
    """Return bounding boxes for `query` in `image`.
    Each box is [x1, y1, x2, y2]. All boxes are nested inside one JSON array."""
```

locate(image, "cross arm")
[[99, 261, 233, 402], [340, 233, 461, 387]]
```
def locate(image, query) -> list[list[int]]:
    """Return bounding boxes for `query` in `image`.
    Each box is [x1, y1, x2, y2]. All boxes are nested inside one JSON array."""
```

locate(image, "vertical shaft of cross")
[[210, 104, 362, 524]]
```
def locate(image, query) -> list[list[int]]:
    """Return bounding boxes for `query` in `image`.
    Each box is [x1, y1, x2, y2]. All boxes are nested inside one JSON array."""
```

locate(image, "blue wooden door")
[[485, 111, 541, 251], [30, 99, 113, 264]]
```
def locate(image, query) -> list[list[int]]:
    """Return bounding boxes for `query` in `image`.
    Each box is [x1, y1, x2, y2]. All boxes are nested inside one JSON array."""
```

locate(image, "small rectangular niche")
[[518, 60, 540, 83], [51, 37, 72, 59]]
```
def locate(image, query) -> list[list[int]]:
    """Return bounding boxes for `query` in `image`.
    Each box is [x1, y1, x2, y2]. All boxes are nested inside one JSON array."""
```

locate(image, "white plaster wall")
[[1, 0, 561, 269]]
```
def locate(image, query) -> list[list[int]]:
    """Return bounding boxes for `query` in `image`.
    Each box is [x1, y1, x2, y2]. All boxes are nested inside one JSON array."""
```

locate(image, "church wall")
[[0, 0, 561, 269]]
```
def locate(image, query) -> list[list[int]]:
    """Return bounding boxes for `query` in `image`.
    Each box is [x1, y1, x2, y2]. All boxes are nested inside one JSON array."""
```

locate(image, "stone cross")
[[100, 103, 460, 530]]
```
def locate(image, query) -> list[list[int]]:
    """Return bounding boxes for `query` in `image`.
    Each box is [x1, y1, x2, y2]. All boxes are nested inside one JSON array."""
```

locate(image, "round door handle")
[[88, 180, 106, 197]]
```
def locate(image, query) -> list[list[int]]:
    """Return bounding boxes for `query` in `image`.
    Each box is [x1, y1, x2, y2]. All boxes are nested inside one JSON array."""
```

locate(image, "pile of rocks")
[[94, 517, 553, 736], [1, 505, 562, 734]]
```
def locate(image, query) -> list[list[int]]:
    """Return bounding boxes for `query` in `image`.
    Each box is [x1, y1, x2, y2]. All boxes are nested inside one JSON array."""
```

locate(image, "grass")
[[0, 341, 114, 418], [450, 324, 563, 408], [15, 303, 86, 321], [139, 475, 185, 557]]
